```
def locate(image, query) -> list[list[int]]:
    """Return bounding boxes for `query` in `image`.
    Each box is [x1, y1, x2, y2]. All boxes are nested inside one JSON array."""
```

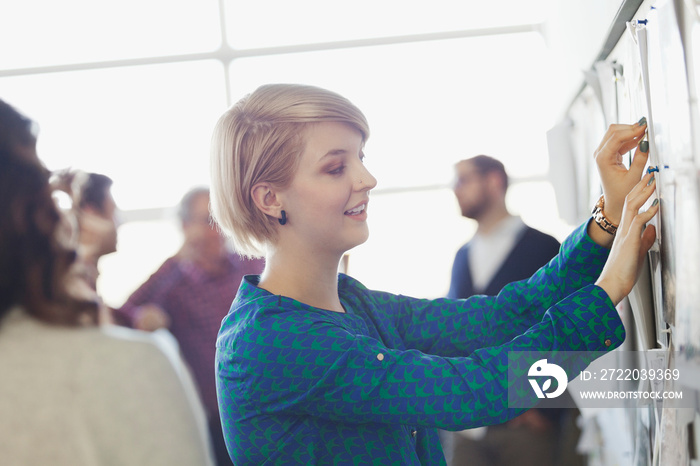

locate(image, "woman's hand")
[[595, 172, 659, 305], [594, 119, 649, 225]]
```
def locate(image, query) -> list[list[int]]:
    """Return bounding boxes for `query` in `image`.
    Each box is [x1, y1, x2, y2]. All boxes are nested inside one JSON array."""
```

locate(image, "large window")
[[1, 0, 570, 306]]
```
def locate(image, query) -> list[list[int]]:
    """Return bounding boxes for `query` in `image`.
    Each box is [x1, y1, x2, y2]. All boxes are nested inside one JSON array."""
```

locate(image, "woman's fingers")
[[594, 158, 658, 305], [594, 123, 636, 154], [628, 142, 651, 179], [638, 224, 657, 262], [629, 198, 659, 233], [596, 123, 647, 164], [632, 206, 659, 270], [617, 173, 657, 235], [595, 122, 649, 223], [628, 173, 656, 204], [595, 189, 658, 305], [614, 131, 646, 156]]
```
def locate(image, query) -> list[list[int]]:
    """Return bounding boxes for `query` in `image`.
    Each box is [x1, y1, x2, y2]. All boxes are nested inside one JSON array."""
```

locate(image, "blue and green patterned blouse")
[[216, 222, 625, 465]]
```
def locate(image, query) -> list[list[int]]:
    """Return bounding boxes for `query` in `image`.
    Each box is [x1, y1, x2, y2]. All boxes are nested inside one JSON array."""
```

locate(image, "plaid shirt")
[[119, 252, 264, 418]]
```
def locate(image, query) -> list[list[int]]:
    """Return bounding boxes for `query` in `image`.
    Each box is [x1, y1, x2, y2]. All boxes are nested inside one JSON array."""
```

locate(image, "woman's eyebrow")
[[321, 149, 348, 158], [317, 149, 349, 163]]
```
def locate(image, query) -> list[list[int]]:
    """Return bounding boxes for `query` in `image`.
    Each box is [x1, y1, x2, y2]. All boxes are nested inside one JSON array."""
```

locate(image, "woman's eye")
[[328, 165, 345, 175]]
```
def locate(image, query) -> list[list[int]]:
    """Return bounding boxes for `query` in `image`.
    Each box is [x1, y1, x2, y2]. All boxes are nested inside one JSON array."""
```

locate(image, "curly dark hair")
[[80, 172, 114, 214], [0, 99, 98, 324]]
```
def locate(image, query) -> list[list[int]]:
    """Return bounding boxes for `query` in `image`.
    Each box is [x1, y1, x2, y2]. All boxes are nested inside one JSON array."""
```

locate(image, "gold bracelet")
[[591, 195, 618, 235]]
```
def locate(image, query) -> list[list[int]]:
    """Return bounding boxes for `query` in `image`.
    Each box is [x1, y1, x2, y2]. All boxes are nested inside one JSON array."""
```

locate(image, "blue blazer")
[[448, 226, 561, 299]]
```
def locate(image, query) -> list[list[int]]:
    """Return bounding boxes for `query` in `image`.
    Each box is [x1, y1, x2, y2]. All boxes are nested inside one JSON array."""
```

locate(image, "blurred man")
[[117, 187, 264, 466], [448, 156, 560, 298], [443, 155, 581, 466]]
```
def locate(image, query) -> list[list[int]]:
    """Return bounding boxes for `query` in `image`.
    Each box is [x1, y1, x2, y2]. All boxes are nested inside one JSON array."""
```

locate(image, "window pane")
[[226, 0, 546, 49], [98, 219, 183, 307], [1, 60, 228, 211], [348, 183, 567, 299], [0, 0, 220, 70], [229, 33, 556, 191], [348, 188, 473, 298]]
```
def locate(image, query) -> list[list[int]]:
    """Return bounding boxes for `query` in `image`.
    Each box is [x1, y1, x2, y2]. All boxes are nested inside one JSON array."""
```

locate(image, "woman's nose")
[[355, 163, 377, 190]]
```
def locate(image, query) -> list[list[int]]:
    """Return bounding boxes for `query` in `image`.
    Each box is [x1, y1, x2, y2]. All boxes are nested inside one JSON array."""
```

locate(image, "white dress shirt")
[[468, 215, 526, 294]]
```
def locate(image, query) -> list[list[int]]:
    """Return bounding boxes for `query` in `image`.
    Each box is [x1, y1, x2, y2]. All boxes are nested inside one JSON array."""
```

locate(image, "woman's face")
[[279, 121, 377, 256]]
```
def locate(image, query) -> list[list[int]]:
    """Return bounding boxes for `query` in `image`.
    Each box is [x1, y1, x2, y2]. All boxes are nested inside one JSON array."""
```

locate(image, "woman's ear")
[[251, 183, 282, 219]]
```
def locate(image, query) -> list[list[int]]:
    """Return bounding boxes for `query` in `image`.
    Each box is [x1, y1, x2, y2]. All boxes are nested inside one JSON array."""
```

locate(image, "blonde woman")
[[210, 84, 655, 465]]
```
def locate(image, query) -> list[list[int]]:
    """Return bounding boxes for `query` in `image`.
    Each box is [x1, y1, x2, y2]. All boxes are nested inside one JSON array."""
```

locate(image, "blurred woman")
[[0, 99, 215, 465]]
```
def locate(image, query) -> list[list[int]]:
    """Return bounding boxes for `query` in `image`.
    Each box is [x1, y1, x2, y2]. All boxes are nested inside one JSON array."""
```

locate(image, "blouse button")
[[377, 353, 384, 361], [604, 339, 612, 347]]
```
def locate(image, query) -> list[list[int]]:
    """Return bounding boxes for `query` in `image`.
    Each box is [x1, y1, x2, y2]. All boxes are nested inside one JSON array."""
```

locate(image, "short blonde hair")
[[210, 84, 370, 257]]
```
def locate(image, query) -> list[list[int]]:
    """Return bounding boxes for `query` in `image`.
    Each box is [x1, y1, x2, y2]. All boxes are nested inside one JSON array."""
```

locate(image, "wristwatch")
[[591, 195, 618, 235]]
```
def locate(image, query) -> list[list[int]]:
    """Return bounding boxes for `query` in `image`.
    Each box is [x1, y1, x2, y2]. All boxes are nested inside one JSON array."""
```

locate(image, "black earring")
[[278, 210, 287, 225]]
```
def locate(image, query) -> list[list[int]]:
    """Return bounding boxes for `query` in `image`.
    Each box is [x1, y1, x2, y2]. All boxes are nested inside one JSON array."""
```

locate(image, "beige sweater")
[[0, 308, 215, 466]]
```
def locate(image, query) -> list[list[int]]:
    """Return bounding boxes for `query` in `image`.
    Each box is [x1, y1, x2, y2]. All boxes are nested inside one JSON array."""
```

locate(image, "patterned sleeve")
[[383, 221, 611, 356], [217, 282, 623, 433]]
